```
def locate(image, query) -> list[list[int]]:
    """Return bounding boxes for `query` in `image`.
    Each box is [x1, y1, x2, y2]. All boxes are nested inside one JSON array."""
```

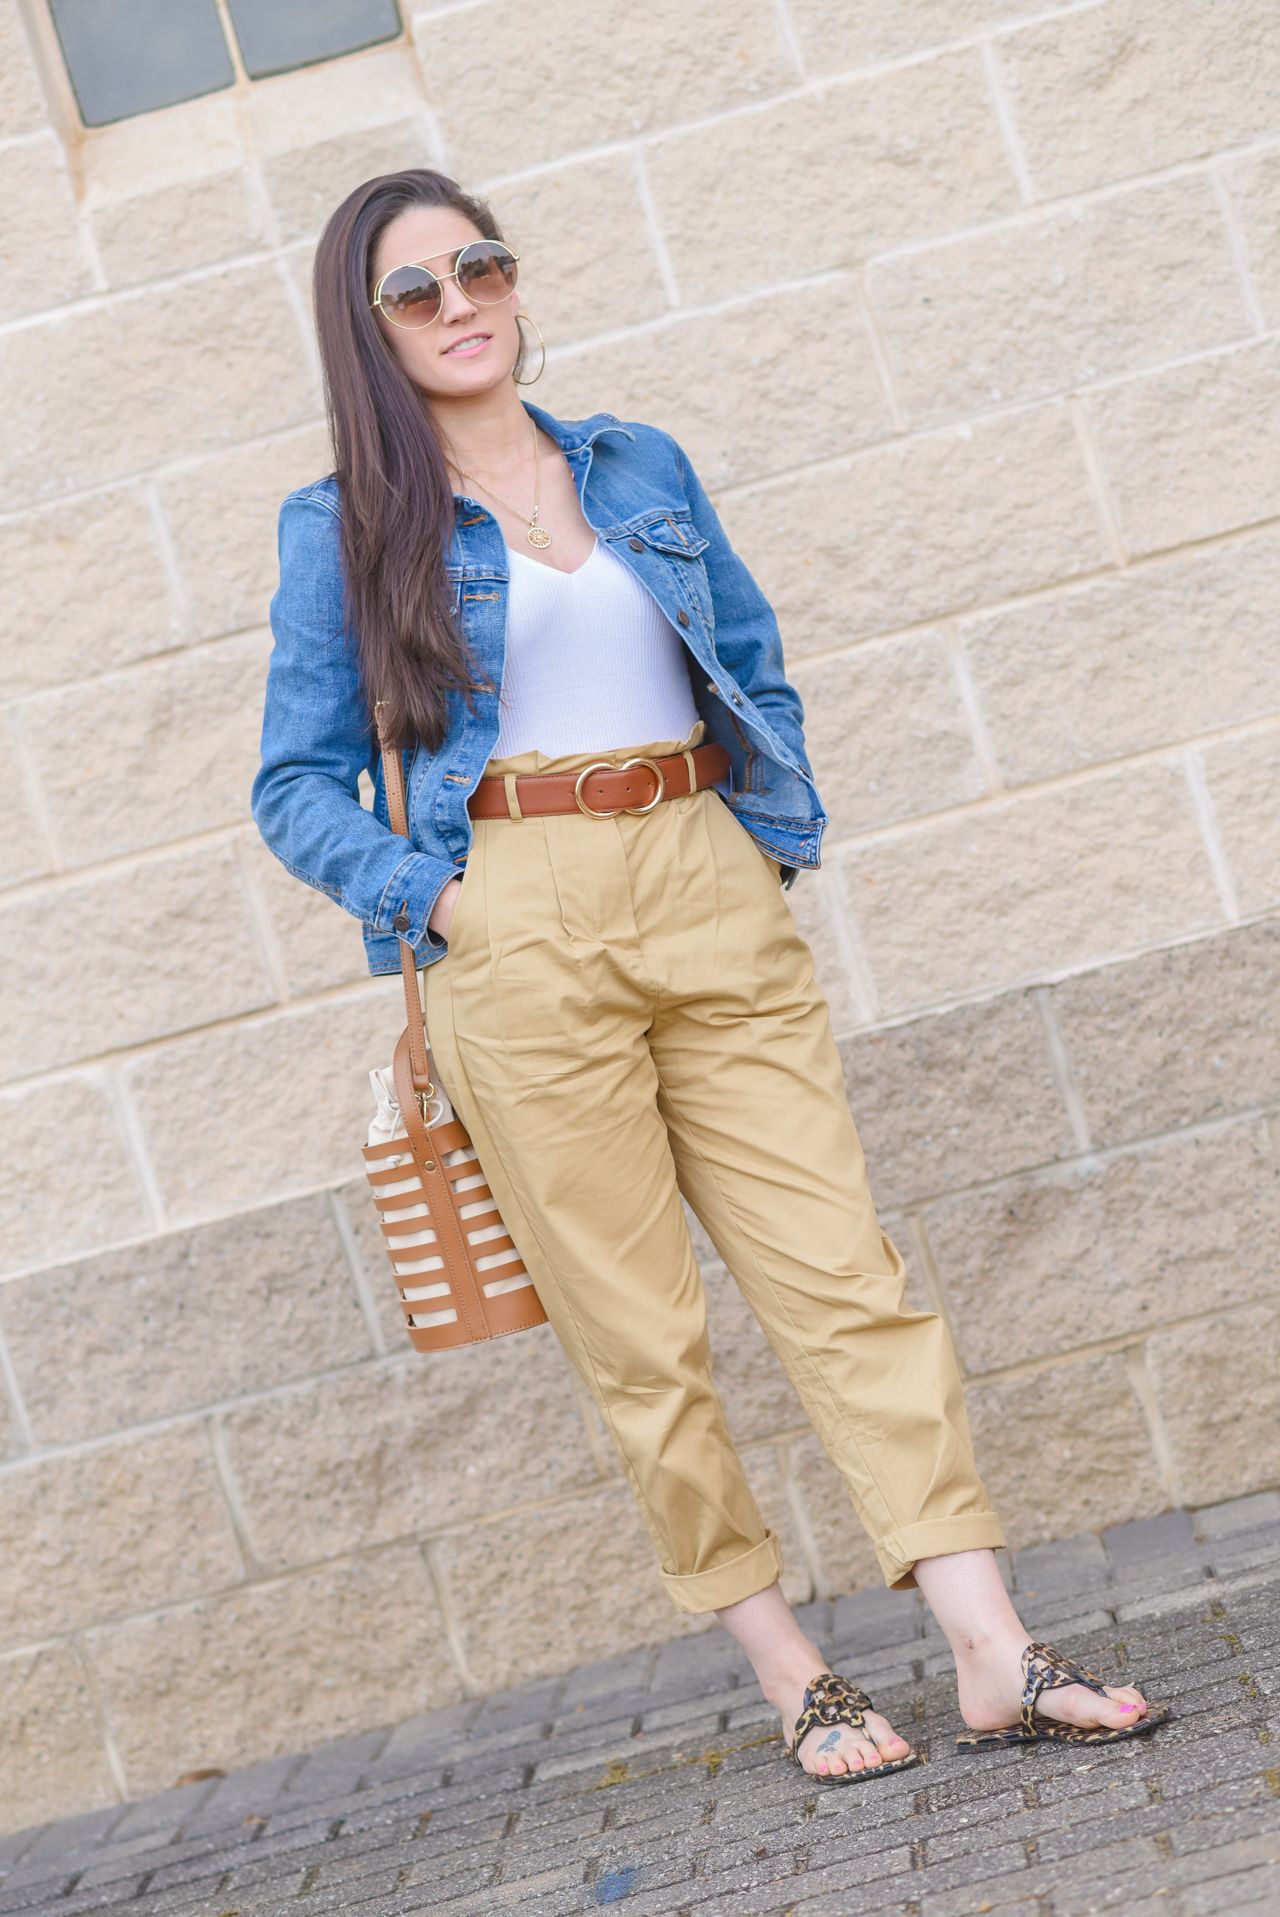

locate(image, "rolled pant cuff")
[[876, 1514, 1008, 1591], [660, 1531, 785, 1614]]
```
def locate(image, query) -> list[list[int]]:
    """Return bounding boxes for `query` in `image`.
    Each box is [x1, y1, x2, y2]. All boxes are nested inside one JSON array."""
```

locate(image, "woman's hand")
[[428, 876, 463, 940]]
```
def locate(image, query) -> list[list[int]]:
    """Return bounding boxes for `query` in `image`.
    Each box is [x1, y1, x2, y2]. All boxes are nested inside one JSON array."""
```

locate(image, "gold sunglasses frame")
[[370, 241, 521, 329]]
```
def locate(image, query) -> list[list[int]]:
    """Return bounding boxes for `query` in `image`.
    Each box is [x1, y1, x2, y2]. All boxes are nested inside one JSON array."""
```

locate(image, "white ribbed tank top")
[[491, 540, 699, 759]]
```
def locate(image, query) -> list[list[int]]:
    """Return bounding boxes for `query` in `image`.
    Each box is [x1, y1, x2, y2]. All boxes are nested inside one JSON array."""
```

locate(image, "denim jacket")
[[252, 403, 827, 976]]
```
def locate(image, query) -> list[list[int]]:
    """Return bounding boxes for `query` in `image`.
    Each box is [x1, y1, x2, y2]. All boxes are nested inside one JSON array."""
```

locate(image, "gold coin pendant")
[[527, 525, 553, 549]]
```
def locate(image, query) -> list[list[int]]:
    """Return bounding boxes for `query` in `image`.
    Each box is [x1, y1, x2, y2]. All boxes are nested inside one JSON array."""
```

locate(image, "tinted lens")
[[377, 265, 443, 327], [456, 241, 518, 303]]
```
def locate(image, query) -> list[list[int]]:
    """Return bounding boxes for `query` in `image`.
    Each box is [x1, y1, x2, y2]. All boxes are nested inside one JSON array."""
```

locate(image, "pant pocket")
[[440, 855, 478, 957]]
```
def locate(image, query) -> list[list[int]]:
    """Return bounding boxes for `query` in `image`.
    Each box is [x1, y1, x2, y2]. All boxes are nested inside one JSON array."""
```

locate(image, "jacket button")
[[732, 695, 744, 707], [629, 537, 644, 551], [393, 912, 411, 933], [677, 609, 690, 628]]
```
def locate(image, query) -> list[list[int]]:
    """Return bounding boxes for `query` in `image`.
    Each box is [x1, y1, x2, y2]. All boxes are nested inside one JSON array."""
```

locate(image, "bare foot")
[[912, 1550, 1155, 1741], [957, 1636, 1150, 1736], [712, 1582, 914, 1778], [775, 1672, 914, 1779]]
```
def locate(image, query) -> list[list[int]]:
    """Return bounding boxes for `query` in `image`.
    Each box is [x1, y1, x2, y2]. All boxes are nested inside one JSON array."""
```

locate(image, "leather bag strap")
[[392, 1029, 490, 1343], [374, 702, 432, 1090]]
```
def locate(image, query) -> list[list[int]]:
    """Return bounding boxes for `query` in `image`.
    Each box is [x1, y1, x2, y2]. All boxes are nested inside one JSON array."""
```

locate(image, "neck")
[[430, 380, 534, 482]]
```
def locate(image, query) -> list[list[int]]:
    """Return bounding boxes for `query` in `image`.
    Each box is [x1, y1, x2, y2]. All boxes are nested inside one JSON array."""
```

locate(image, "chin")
[[422, 364, 511, 400]]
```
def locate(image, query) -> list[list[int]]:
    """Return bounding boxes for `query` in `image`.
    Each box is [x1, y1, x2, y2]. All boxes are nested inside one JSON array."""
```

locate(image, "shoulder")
[[277, 475, 343, 566], [618, 419, 683, 461], [577, 414, 689, 483], [280, 473, 341, 520], [275, 475, 344, 600]]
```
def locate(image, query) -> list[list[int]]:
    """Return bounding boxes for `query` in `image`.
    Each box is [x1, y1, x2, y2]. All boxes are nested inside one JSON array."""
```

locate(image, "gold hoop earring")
[[513, 313, 546, 385]]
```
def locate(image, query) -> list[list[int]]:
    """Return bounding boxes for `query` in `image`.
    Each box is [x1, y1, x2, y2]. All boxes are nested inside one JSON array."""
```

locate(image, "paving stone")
[[551, 1693, 653, 1738], [790, 1597, 832, 1642], [173, 1752, 306, 1835], [468, 1677, 560, 1737], [649, 1628, 747, 1695], [0, 1832, 41, 1876], [561, 1648, 658, 1707], [0, 1880, 75, 1914], [852, 1663, 933, 1710], [1012, 1602, 1119, 1644], [1104, 1509, 1199, 1566], [1208, 1531, 1280, 1580], [277, 1728, 391, 1804], [380, 1697, 481, 1753], [1115, 1585, 1218, 1625], [1196, 1492, 1280, 1538], [834, 1641, 925, 1688], [6, 1882, 166, 1917], [355, 1750, 453, 1794], [918, 1876, 1046, 1917], [1182, 1872, 1280, 1917], [74, 1839, 184, 1888], [425, 1717, 554, 1769], [1013, 1530, 1113, 1596], [105, 1779, 218, 1844], [80, 1821, 283, 1893], [1055, 1830, 1280, 1914], [428, 1752, 536, 1793], [7, 1805, 128, 1870], [142, 1821, 322, 1892], [830, 1585, 927, 1652]]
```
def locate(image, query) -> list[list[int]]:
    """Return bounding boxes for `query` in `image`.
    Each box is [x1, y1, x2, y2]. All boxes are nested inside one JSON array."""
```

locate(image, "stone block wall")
[[1, 0, 1279, 1830]]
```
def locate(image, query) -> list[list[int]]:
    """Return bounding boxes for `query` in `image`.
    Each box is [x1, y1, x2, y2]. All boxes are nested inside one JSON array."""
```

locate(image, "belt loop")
[[683, 748, 698, 795], [503, 773, 523, 821]]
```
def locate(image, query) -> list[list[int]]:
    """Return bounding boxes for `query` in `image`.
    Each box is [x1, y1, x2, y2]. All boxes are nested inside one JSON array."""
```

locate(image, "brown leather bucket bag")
[[359, 710, 548, 1353]]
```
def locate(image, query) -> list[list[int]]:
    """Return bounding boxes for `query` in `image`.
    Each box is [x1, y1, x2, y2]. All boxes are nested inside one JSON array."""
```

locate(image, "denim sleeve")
[[674, 444, 812, 776], [250, 493, 458, 949]]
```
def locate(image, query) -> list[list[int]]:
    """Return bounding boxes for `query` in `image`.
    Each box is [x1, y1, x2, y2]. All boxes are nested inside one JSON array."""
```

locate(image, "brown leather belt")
[[467, 742, 730, 821]]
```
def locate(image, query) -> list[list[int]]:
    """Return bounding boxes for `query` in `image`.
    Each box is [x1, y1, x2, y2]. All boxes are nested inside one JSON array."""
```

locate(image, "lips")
[[444, 332, 492, 355]]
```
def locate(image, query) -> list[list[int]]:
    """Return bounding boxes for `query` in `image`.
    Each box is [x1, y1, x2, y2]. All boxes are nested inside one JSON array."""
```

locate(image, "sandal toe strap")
[[789, 1671, 874, 1764], [1021, 1640, 1111, 1734]]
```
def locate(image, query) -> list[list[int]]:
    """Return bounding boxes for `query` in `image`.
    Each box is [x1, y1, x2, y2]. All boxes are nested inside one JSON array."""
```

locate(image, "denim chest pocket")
[[622, 513, 715, 634], [627, 510, 710, 560]]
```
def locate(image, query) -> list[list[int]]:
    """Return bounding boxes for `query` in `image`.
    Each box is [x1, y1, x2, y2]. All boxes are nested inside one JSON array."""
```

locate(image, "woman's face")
[[370, 205, 522, 402]]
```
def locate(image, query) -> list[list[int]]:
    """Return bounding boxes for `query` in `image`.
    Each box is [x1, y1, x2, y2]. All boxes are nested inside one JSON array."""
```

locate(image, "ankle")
[[949, 1623, 1030, 1665], [757, 1652, 829, 1712]]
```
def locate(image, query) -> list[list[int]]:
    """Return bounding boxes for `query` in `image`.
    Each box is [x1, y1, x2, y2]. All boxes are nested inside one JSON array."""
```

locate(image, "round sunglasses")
[[370, 239, 520, 330]]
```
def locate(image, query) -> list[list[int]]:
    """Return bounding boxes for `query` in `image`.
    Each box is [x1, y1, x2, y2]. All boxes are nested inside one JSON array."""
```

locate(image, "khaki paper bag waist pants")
[[425, 737, 1005, 1611]]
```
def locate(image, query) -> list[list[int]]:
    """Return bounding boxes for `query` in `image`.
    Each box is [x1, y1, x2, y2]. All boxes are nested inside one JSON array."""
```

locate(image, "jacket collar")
[[521, 400, 635, 454]]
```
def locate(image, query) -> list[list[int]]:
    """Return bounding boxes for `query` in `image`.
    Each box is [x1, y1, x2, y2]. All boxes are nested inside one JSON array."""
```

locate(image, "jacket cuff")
[[375, 852, 462, 952]]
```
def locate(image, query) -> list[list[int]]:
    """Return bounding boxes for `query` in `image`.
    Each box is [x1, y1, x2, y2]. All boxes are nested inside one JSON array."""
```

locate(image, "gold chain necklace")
[[453, 422, 552, 549]]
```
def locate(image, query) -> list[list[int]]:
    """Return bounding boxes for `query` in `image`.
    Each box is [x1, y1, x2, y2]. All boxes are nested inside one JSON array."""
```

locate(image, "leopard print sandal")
[[956, 1641, 1171, 1752], [786, 1672, 920, 1786]]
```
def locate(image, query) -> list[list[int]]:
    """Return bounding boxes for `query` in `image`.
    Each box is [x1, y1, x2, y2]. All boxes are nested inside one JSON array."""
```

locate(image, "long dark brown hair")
[[314, 169, 517, 752]]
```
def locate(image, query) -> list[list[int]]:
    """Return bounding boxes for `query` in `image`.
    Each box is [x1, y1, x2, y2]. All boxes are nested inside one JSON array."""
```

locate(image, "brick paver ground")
[[4, 1495, 1280, 1917]]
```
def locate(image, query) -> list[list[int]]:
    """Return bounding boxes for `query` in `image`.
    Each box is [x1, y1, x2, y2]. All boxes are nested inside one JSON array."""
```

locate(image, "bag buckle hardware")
[[572, 757, 667, 818]]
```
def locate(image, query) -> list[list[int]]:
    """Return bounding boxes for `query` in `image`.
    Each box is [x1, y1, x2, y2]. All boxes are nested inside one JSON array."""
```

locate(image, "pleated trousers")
[[425, 737, 1005, 1611]]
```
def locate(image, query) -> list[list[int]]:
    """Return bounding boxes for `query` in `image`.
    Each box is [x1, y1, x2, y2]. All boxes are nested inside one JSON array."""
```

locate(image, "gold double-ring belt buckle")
[[620, 757, 667, 813], [573, 757, 668, 818]]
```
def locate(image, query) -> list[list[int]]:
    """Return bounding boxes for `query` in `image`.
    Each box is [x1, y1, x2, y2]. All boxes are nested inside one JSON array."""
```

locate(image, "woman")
[[253, 169, 1166, 1780]]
